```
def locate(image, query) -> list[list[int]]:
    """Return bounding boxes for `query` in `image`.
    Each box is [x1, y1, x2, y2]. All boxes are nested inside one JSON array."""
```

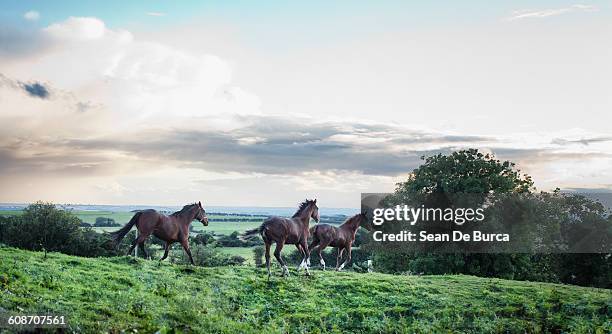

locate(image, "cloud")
[[22, 82, 49, 98], [0, 74, 50, 99], [551, 136, 612, 146], [23, 11, 40, 21], [146, 12, 166, 17], [0, 16, 254, 124], [505, 4, 597, 21], [43, 17, 107, 41], [0, 15, 610, 205]]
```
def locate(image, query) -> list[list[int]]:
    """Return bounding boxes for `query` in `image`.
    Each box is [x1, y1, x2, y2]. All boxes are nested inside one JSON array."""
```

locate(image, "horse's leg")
[[265, 242, 272, 278], [295, 244, 305, 271], [127, 229, 147, 256], [338, 245, 352, 271], [300, 239, 311, 275], [274, 240, 289, 276], [180, 238, 195, 265], [307, 238, 320, 267], [159, 242, 170, 261], [317, 242, 330, 271], [139, 241, 149, 260], [335, 247, 345, 271], [127, 238, 138, 256]]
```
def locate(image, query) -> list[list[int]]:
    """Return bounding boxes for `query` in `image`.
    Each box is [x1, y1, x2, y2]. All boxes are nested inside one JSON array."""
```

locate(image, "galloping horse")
[[242, 199, 319, 277], [110, 202, 208, 265], [308, 212, 369, 271]]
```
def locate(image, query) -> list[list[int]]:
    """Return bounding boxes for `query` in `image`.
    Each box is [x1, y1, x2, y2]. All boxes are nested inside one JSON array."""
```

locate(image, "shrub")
[[252, 246, 264, 267], [192, 231, 216, 246], [171, 244, 245, 267], [217, 231, 263, 247], [0, 202, 119, 257], [94, 217, 120, 227]]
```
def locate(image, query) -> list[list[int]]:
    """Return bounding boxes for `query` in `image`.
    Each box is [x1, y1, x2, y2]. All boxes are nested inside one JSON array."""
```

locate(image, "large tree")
[[395, 148, 533, 196], [371, 149, 610, 288]]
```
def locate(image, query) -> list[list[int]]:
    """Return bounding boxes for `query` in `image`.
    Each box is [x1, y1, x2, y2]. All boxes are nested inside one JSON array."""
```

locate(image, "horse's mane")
[[171, 203, 197, 217], [342, 212, 366, 227], [292, 199, 315, 218]]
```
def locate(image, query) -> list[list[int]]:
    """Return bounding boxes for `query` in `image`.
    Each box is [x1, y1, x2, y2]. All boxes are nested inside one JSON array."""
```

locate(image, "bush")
[[0, 202, 119, 257], [170, 244, 245, 267], [217, 231, 263, 247], [94, 217, 120, 227], [192, 231, 216, 246], [252, 246, 264, 267]]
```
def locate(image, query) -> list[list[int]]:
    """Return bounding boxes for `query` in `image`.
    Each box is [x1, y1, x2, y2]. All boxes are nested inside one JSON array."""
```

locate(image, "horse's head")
[[310, 199, 320, 223], [195, 201, 209, 226], [358, 210, 374, 231]]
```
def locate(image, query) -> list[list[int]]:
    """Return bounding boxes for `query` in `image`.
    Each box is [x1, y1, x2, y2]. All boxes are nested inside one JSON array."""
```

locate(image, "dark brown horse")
[[308, 212, 369, 271], [110, 202, 208, 265], [242, 199, 319, 277]]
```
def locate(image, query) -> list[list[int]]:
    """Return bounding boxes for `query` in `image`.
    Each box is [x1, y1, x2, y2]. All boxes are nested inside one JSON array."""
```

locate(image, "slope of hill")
[[0, 247, 610, 333]]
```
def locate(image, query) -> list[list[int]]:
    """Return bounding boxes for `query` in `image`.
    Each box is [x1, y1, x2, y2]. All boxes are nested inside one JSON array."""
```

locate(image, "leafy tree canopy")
[[395, 149, 534, 196]]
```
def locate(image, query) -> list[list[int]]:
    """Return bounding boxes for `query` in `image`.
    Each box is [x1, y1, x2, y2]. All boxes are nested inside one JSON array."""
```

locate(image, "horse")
[[242, 199, 319, 277], [110, 201, 208, 265], [308, 212, 369, 271]]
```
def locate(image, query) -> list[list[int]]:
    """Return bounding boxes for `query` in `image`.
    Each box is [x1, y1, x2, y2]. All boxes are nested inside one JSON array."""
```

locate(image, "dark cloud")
[[2, 115, 604, 179], [0, 74, 50, 99], [23, 82, 49, 99], [59, 116, 501, 177], [0, 148, 115, 177]]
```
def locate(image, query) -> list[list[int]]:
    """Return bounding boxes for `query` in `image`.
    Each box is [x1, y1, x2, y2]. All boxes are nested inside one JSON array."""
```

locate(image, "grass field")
[[0, 247, 610, 333]]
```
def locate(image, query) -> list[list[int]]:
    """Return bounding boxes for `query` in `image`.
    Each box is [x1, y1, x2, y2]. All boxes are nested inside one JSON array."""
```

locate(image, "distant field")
[[0, 210, 264, 236]]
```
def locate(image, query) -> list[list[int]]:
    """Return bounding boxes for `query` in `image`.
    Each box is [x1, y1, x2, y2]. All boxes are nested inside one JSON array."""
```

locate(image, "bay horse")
[[110, 201, 208, 265], [308, 212, 369, 271], [242, 199, 319, 277]]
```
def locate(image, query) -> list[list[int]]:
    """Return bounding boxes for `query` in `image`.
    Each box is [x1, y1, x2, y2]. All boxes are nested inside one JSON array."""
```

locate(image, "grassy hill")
[[0, 248, 610, 333]]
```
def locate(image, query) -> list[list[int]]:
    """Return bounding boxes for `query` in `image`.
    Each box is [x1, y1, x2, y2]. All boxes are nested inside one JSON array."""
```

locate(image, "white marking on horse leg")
[[283, 265, 290, 276], [305, 265, 311, 276], [339, 262, 346, 271], [320, 259, 326, 270]]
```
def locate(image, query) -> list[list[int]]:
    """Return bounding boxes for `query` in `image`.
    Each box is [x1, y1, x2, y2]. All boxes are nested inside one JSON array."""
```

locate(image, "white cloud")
[[1, 16, 258, 128], [505, 4, 597, 21], [23, 11, 40, 21], [146, 12, 166, 17], [44, 17, 107, 41]]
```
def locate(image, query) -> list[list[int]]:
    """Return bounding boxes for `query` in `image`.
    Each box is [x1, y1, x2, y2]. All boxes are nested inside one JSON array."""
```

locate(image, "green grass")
[[0, 247, 610, 333], [218, 247, 298, 265]]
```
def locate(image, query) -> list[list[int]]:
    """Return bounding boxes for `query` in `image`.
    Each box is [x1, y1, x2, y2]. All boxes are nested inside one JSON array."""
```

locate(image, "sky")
[[0, 1, 611, 208]]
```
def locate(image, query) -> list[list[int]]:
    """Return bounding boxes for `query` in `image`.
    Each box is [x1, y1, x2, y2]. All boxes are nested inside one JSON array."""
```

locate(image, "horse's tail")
[[110, 212, 141, 246], [240, 225, 263, 241]]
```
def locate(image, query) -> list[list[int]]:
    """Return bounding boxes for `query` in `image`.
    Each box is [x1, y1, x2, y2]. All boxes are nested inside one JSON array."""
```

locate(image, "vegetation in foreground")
[[1, 247, 610, 333]]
